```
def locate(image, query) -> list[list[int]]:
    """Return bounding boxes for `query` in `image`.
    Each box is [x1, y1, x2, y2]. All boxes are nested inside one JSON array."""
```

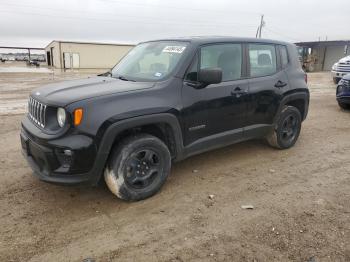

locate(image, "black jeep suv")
[[21, 37, 309, 201]]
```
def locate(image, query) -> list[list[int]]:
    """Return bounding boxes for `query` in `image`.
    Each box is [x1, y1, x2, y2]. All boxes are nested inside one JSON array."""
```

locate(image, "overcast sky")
[[0, 0, 349, 49]]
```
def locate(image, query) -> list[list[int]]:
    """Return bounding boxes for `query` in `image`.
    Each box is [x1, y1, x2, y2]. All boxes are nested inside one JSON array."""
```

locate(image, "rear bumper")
[[21, 117, 105, 185]]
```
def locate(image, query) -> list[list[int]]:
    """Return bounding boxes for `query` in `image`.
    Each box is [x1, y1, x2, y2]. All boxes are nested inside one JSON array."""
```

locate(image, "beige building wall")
[[45, 41, 134, 69], [45, 41, 61, 68]]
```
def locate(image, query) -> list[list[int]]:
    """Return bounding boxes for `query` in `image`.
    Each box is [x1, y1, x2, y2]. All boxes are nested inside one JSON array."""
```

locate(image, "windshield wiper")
[[117, 75, 136, 82], [97, 71, 112, 77]]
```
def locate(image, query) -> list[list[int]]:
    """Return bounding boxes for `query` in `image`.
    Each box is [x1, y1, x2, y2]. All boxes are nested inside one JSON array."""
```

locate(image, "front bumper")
[[21, 116, 103, 185], [336, 95, 350, 104]]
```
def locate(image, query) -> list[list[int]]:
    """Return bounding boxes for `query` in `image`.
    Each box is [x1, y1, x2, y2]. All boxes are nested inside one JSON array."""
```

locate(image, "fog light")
[[64, 149, 72, 156], [56, 149, 73, 168]]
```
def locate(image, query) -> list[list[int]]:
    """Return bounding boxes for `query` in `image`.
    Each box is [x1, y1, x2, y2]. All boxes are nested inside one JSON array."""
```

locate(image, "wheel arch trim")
[[89, 113, 184, 184], [274, 91, 309, 124]]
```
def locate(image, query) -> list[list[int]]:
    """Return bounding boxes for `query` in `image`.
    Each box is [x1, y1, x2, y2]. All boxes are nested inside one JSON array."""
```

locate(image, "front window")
[[185, 43, 242, 82], [200, 44, 242, 81], [111, 41, 188, 81]]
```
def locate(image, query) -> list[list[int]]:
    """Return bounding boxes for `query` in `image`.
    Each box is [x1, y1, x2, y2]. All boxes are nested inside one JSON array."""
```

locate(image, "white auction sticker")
[[162, 46, 186, 53], [154, 72, 162, 77]]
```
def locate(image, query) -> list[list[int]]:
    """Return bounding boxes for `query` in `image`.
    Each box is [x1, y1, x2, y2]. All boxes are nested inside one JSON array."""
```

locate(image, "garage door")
[[63, 53, 80, 69]]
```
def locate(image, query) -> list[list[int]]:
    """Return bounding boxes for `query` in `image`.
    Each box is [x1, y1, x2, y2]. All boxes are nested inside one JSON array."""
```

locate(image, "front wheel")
[[333, 77, 340, 84], [266, 106, 302, 149], [104, 134, 171, 201]]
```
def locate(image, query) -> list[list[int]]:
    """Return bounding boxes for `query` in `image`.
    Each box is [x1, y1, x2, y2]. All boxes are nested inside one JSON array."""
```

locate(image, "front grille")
[[28, 97, 47, 128], [343, 79, 350, 90], [337, 63, 350, 72]]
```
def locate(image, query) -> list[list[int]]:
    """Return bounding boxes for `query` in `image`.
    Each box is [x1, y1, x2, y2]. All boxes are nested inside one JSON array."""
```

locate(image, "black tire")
[[338, 101, 350, 110], [266, 106, 302, 149], [104, 134, 171, 201], [333, 77, 340, 84]]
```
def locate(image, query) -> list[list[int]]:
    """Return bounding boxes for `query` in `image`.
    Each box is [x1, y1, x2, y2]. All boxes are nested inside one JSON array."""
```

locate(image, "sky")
[[0, 0, 349, 49]]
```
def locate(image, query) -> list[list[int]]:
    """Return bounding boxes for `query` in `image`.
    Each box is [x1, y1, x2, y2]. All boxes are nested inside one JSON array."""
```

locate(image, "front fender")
[[88, 113, 184, 184]]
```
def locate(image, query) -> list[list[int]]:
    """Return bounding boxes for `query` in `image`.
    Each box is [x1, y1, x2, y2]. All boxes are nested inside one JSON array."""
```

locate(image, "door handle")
[[274, 80, 287, 88], [231, 87, 248, 97]]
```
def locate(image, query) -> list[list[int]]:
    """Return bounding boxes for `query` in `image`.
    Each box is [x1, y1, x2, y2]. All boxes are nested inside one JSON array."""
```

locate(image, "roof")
[[45, 40, 135, 49], [45, 36, 293, 50], [141, 36, 292, 45], [295, 40, 350, 47]]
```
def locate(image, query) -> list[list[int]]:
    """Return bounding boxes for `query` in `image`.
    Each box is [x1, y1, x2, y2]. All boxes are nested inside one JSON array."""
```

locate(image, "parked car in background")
[[21, 37, 309, 201], [336, 74, 350, 109], [332, 55, 350, 83], [27, 60, 40, 67]]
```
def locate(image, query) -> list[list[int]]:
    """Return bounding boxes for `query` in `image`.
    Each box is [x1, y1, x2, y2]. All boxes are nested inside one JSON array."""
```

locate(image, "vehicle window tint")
[[200, 44, 242, 81], [185, 55, 198, 81], [249, 44, 277, 77], [280, 45, 289, 68]]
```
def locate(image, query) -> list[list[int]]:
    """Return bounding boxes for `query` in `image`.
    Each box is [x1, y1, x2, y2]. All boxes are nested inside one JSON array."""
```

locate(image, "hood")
[[339, 55, 350, 63], [31, 76, 155, 106]]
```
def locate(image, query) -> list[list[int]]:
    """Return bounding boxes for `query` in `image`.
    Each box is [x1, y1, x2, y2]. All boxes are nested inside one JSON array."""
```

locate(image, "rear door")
[[245, 43, 289, 136]]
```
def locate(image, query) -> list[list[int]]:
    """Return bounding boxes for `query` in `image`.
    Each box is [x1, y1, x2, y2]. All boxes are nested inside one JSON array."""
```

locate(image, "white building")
[[44, 40, 134, 69]]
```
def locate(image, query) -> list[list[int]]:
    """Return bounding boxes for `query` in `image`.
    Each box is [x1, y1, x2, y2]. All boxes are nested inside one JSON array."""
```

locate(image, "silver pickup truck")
[[332, 55, 350, 83]]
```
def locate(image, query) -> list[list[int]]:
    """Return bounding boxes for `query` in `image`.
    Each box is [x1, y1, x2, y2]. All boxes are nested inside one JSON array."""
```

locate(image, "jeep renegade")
[[21, 37, 309, 201]]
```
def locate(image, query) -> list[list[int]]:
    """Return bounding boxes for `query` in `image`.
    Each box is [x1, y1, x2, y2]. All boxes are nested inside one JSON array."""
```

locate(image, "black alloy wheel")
[[104, 134, 171, 201], [124, 149, 162, 189], [266, 105, 302, 149], [280, 114, 298, 145]]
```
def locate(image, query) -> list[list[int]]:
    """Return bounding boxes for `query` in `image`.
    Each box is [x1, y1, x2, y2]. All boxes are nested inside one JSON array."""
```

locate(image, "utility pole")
[[256, 15, 265, 38]]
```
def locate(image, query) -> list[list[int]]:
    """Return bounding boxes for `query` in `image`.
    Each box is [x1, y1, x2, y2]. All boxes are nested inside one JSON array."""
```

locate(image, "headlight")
[[332, 63, 338, 71], [57, 107, 66, 127]]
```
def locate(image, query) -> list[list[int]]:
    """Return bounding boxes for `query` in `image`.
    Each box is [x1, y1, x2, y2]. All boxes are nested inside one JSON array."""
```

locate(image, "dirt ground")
[[0, 67, 349, 262]]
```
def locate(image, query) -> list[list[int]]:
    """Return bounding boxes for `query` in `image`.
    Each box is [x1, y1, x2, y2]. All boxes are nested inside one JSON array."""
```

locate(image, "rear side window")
[[248, 44, 277, 77], [200, 44, 242, 81], [279, 45, 289, 68]]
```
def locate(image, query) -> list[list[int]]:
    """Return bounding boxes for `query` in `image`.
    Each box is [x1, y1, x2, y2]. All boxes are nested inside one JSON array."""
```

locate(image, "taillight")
[[304, 73, 308, 84]]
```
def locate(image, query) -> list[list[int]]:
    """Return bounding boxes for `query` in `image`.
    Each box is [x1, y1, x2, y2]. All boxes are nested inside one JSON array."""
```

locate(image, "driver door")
[[181, 43, 249, 146]]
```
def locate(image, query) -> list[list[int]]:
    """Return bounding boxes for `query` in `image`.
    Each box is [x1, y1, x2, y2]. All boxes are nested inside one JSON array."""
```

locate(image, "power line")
[[0, 5, 259, 30], [0, 9, 258, 30], [1, 2, 260, 23], [264, 27, 302, 42], [101, 0, 261, 16]]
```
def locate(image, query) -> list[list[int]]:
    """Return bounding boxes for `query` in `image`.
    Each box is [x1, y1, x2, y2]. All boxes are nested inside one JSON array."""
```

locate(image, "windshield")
[[111, 41, 188, 81]]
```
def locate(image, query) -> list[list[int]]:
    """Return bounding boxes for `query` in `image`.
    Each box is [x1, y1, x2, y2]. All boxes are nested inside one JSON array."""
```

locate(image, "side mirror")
[[198, 68, 222, 86]]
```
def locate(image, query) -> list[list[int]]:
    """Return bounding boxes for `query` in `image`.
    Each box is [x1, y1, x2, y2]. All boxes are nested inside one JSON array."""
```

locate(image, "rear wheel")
[[266, 106, 302, 149], [104, 134, 171, 201]]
